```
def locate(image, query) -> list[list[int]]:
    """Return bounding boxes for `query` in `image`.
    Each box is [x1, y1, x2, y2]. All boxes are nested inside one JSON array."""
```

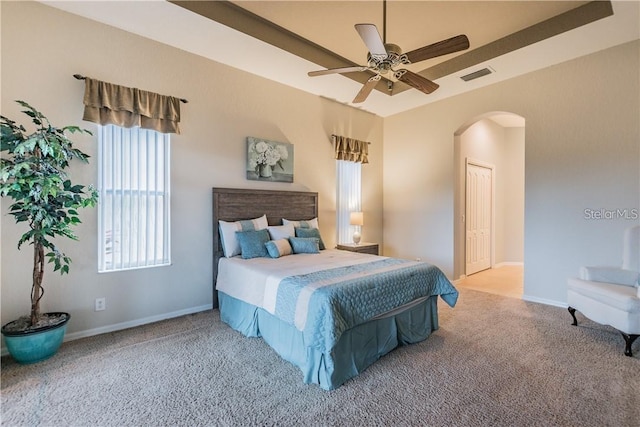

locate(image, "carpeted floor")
[[1, 288, 638, 427]]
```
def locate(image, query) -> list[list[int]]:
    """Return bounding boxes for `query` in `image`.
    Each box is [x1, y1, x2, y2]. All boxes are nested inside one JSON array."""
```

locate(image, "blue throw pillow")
[[265, 239, 293, 258], [295, 227, 325, 250], [289, 237, 320, 254], [236, 229, 270, 259]]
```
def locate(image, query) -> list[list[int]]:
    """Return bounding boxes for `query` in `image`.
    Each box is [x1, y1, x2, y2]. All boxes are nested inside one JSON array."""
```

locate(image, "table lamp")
[[350, 211, 363, 244]]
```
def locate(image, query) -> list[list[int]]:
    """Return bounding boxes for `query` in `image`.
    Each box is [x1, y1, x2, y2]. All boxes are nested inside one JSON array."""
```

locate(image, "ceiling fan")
[[307, 1, 470, 103]]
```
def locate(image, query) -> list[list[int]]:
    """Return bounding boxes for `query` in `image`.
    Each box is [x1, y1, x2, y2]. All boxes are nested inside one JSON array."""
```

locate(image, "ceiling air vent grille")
[[460, 67, 493, 82]]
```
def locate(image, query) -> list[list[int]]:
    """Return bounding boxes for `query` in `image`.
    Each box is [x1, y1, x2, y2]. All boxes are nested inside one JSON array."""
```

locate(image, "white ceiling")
[[42, 1, 639, 117]]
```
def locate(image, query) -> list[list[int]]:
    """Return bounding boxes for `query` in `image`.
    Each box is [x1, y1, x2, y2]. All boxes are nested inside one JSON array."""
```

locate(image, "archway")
[[453, 112, 525, 297]]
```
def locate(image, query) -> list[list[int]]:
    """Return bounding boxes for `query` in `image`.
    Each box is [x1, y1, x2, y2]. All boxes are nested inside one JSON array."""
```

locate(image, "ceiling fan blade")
[[404, 35, 470, 64], [353, 74, 381, 103], [355, 24, 387, 58], [308, 66, 369, 77], [395, 70, 439, 94]]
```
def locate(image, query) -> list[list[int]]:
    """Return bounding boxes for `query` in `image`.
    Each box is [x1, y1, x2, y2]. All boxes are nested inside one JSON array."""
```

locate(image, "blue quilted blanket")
[[272, 258, 458, 353]]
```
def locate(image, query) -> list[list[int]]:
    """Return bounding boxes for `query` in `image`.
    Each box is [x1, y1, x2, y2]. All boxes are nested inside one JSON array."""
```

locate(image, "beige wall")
[[502, 127, 525, 264], [0, 2, 383, 338], [453, 118, 525, 280], [384, 40, 639, 305]]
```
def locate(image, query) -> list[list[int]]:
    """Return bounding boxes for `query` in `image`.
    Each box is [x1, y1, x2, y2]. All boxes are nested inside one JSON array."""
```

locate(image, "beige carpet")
[[2, 288, 638, 426]]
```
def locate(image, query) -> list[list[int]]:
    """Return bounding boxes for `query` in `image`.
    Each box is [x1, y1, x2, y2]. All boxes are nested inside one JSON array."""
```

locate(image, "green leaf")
[[1, 100, 96, 279]]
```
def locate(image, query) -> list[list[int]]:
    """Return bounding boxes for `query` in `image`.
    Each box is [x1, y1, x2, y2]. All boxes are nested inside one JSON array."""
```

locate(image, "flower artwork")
[[246, 137, 294, 182]]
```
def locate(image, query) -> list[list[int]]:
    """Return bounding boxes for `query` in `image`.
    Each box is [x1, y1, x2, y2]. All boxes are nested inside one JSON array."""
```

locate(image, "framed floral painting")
[[246, 137, 294, 183]]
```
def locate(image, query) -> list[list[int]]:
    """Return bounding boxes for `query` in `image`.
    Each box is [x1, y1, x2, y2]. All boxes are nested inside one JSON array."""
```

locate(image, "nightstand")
[[336, 242, 379, 255]]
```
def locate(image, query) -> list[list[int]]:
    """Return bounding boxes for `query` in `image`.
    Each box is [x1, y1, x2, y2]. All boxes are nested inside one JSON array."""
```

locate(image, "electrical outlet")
[[95, 297, 106, 311]]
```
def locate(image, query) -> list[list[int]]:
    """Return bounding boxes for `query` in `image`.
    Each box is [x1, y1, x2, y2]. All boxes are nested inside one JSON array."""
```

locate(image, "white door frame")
[[465, 157, 495, 275]]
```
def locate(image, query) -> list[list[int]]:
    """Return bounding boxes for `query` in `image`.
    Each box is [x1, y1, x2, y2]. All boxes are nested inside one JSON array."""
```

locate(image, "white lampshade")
[[350, 212, 364, 226]]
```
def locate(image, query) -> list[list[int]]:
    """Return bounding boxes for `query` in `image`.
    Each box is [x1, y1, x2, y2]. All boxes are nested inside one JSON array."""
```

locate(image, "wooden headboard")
[[211, 187, 318, 307]]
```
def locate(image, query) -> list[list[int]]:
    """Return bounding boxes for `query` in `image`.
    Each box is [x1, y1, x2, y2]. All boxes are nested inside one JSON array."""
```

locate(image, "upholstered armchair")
[[567, 225, 640, 356]]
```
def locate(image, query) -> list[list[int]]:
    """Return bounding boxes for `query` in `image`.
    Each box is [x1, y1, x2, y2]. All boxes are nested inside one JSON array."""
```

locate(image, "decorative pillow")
[[219, 214, 268, 258], [289, 237, 320, 254], [267, 223, 295, 240], [265, 239, 293, 258], [295, 227, 326, 250], [236, 229, 270, 259], [282, 217, 319, 230]]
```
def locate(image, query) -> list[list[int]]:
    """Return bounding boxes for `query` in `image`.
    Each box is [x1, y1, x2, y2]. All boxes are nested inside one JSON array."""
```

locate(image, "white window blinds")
[[336, 160, 362, 244], [98, 125, 171, 272]]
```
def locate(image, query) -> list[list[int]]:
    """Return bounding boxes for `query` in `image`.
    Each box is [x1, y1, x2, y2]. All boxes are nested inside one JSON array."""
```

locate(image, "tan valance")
[[82, 77, 181, 134], [332, 135, 369, 164]]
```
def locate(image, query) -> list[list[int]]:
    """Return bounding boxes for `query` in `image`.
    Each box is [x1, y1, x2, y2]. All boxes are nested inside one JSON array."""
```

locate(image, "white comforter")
[[216, 249, 385, 310]]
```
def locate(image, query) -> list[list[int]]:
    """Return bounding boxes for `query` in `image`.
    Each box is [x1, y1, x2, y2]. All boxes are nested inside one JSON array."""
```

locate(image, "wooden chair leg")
[[621, 332, 639, 357], [568, 306, 578, 326]]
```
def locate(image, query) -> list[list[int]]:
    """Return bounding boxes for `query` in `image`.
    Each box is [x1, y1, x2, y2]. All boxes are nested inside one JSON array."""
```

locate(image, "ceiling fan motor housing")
[[384, 43, 402, 57], [367, 43, 405, 74]]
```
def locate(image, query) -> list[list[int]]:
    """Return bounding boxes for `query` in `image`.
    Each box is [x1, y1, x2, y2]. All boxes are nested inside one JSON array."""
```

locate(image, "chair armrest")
[[579, 266, 639, 287]]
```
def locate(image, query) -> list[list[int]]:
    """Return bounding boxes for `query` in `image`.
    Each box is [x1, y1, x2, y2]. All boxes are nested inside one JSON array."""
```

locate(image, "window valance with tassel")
[[332, 135, 369, 164], [81, 77, 182, 134]]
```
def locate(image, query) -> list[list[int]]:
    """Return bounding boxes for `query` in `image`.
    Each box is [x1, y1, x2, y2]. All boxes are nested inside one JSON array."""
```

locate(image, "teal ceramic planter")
[[2, 312, 70, 364]]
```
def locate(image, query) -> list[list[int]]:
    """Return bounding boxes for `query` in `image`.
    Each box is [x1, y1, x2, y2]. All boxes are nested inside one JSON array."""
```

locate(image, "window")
[[336, 160, 362, 244], [98, 125, 170, 272]]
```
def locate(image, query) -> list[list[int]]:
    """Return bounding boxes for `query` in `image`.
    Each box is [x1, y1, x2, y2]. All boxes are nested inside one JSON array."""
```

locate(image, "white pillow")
[[282, 217, 319, 229], [268, 223, 295, 240], [219, 215, 268, 258]]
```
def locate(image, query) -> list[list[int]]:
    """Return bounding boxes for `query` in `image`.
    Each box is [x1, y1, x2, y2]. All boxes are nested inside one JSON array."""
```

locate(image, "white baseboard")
[[493, 262, 524, 268], [65, 304, 213, 341], [522, 294, 567, 308], [1, 304, 213, 357]]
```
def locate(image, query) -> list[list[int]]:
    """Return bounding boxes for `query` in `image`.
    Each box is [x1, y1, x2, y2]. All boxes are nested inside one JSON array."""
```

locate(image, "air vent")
[[460, 67, 493, 82]]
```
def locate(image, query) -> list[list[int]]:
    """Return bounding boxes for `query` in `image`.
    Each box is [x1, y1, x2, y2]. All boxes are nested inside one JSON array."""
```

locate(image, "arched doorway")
[[453, 112, 525, 298]]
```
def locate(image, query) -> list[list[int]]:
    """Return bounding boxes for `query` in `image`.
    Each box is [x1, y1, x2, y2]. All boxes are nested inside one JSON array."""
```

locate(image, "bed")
[[212, 187, 458, 390]]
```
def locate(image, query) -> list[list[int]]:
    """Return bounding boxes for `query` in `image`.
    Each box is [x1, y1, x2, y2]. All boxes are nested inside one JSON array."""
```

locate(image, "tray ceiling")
[[43, 1, 640, 116]]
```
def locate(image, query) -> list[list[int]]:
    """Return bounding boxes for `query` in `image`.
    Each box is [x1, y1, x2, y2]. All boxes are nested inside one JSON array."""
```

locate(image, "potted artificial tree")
[[0, 100, 97, 364]]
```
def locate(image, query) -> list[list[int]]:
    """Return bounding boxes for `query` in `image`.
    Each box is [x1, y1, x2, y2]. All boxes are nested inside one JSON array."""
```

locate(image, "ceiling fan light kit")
[[307, 2, 470, 104]]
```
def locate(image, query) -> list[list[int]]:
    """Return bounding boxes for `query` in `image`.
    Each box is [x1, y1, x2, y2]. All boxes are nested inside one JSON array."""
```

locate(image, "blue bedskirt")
[[218, 291, 439, 390]]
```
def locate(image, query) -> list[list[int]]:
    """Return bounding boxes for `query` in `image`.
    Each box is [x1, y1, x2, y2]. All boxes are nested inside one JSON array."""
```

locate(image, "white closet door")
[[466, 162, 492, 275]]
